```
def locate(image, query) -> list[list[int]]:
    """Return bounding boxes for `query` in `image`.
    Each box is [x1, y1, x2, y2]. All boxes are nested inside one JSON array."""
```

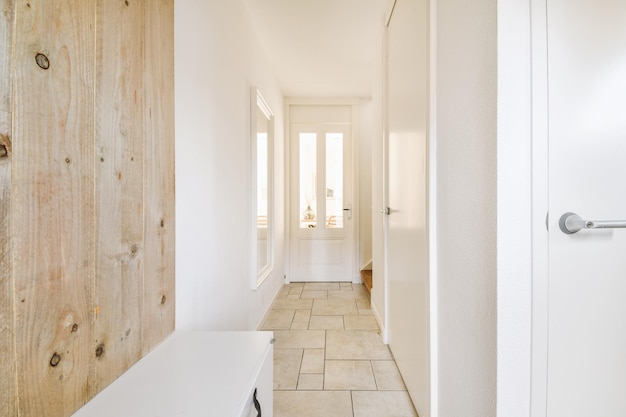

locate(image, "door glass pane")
[[299, 133, 317, 228], [326, 133, 343, 229]]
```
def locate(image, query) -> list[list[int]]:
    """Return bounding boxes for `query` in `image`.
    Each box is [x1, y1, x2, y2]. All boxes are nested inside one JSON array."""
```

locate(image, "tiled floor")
[[261, 282, 418, 417]]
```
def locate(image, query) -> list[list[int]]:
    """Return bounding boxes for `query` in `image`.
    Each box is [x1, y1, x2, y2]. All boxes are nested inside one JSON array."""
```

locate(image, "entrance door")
[[547, 1, 626, 415], [385, 0, 430, 415], [288, 106, 354, 282]]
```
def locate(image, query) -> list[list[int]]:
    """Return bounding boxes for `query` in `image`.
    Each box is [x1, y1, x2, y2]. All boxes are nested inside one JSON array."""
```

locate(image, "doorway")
[[287, 103, 357, 282]]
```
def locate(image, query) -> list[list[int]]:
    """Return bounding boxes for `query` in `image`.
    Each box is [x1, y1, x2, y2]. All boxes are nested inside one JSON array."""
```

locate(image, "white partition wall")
[[175, 0, 286, 331]]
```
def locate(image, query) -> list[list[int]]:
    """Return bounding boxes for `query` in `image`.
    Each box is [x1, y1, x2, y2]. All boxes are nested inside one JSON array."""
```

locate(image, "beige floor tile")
[[301, 290, 328, 299], [289, 286, 304, 296], [278, 286, 291, 299], [270, 282, 413, 416], [274, 391, 353, 417], [273, 330, 326, 349], [301, 348, 325, 373], [293, 309, 311, 323], [326, 330, 392, 360], [297, 374, 324, 390], [303, 282, 341, 291], [372, 361, 406, 390], [328, 285, 368, 300], [272, 298, 314, 310], [308, 315, 344, 330], [356, 298, 371, 310], [352, 391, 418, 417], [261, 309, 295, 330], [274, 349, 303, 390], [344, 315, 379, 330], [324, 360, 377, 390], [356, 298, 374, 316], [312, 299, 358, 316]]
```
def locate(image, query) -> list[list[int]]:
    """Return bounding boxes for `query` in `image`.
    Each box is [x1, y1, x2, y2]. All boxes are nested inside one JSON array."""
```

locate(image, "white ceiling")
[[243, 0, 388, 98]]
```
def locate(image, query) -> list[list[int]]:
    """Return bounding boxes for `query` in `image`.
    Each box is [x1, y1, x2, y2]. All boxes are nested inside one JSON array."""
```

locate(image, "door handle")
[[379, 207, 390, 215], [559, 212, 626, 234], [343, 204, 352, 220], [253, 388, 262, 417]]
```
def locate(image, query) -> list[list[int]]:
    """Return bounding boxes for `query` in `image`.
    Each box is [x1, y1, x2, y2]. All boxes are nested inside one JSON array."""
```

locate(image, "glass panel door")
[[299, 133, 317, 229], [289, 112, 353, 283], [325, 133, 344, 229]]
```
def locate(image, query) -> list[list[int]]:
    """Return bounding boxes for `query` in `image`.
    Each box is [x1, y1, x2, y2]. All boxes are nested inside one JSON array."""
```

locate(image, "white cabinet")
[[73, 331, 274, 417]]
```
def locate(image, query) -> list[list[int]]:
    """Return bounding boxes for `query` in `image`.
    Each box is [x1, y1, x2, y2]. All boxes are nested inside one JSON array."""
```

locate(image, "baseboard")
[[360, 259, 373, 271], [371, 296, 387, 344], [255, 280, 286, 331]]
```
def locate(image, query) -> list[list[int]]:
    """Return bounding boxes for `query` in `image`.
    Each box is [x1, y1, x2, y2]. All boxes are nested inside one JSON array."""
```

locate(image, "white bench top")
[[72, 331, 274, 417]]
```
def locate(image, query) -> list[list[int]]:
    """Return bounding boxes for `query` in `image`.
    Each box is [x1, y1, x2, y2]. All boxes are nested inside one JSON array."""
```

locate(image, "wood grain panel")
[[0, 1, 16, 415], [93, 0, 144, 392], [142, 0, 175, 352], [12, 1, 96, 415]]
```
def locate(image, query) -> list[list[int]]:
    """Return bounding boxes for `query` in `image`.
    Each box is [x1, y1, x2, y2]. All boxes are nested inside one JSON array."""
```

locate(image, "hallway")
[[261, 282, 417, 417]]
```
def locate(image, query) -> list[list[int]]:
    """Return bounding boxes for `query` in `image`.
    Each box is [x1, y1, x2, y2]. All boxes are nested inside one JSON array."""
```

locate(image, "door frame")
[[284, 98, 361, 283], [497, 0, 549, 415]]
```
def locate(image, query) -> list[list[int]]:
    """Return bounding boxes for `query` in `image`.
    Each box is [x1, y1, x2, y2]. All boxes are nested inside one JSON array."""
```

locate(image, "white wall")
[[435, 0, 497, 415], [175, 0, 285, 331], [358, 99, 373, 270]]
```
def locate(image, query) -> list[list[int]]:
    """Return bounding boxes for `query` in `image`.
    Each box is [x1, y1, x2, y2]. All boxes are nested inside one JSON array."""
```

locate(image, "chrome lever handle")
[[559, 212, 626, 234]]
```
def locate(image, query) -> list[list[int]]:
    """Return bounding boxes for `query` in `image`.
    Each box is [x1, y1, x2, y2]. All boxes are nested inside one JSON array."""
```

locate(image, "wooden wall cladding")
[[1, 1, 15, 416], [0, 1, 175, 416]]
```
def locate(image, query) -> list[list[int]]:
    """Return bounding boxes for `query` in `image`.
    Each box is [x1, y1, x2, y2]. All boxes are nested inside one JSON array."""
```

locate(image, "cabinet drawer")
[[73, 331, 274, 417], [241, 342, 273, 417]]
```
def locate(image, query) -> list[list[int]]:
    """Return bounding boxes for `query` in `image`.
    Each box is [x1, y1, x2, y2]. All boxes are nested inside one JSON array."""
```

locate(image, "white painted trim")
[[250, 87, 257, 291], [352, 101, 361, 284], [496, 0, 548, 416], [371, 291, 386, 339], [530, 0, 549, 415], [250, 87, 276, 290], [255, 281, 288, 330], [428, 2, 438, 416], [360, 259, 373, 271], [283, 101, 292, 284], [381, 11, 390, 346]]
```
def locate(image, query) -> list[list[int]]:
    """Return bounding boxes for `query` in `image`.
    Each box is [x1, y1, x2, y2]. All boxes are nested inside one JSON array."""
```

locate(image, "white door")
[[288, 106, 354, 282], [385, 0, 430, 414], [547, 1, 626, 415]]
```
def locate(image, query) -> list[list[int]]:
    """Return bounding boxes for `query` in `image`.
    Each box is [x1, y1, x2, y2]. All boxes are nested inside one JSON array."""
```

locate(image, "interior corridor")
[[261, 282, 418, 417]]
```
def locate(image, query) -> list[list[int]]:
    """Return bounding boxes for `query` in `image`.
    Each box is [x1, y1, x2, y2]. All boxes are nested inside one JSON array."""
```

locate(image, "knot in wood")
[[35, 53, 50, 70], [161, 294, 167, 305], [95, 344, 105, 358], [50, 352, 61, 367], [0, 144, 7, 158]]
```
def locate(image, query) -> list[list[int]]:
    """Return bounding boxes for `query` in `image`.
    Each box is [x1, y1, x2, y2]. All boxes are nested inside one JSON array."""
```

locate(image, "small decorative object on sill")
[[303, 205, 315, 221]]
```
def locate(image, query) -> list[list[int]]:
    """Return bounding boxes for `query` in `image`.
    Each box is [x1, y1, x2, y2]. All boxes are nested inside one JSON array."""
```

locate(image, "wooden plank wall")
[[93, 0, 145, 392], [142, 0, 176, 353], [1, 1, 175, 415], [0, 1, 15, 416]]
